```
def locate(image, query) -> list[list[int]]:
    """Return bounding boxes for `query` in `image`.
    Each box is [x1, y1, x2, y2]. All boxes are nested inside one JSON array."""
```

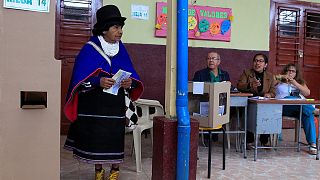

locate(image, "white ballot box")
[[188, 81, 230, 128]]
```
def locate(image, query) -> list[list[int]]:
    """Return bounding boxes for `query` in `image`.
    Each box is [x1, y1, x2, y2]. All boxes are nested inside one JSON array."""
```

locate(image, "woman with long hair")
[[275, 63, 319, 155]]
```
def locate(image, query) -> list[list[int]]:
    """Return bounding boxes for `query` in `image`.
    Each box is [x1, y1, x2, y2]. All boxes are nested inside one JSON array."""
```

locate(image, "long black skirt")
[[64, 87, 126, 164]]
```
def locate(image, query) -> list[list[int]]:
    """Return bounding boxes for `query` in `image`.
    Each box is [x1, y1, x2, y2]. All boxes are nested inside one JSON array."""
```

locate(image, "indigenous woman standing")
[[63, 5, 143, 180]]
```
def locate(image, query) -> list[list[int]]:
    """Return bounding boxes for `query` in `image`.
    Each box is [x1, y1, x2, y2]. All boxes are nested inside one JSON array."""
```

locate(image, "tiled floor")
[[61, 129, 320, 180]]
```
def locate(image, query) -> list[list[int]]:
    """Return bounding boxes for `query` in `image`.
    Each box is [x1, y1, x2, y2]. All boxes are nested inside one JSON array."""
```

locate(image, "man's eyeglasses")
[[207, 57, 220, 61], [254, 59, 265, 63]]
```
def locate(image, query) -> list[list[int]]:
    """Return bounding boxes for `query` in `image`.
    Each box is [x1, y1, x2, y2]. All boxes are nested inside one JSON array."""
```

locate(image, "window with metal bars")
[[306, 12, 320, 39], [55, 0, 96, 60], [276, 7, 301, 65], [303, 11, 320, 67], [278, 9, 299, 37]]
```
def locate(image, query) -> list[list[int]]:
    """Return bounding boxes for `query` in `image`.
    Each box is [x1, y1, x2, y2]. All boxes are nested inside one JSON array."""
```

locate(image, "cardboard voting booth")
[[188, 81, 230, 128]]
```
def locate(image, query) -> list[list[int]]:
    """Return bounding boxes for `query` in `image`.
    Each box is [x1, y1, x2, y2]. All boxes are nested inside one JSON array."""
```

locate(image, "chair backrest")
[[134, 99, 164, 125], [282, 116, 299, 121], [282, 116, 299, 129]]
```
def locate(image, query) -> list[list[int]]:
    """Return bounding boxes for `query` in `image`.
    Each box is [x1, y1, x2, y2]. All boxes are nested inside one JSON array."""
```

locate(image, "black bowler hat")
[[93, 5, 126, 30]]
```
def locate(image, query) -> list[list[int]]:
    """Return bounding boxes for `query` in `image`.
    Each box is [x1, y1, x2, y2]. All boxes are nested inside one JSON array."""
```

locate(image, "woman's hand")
[[264, 93, 272, 98], [120, 78, 132, 89], [287, 77, 298, 86], [100, 77, 115, 89], [287, 76, 310, 96], [250, 78, 261, 89]]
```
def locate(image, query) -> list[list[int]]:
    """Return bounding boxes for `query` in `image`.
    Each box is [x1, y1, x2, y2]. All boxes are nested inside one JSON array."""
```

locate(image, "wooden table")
[[247, 98, 320, 161]]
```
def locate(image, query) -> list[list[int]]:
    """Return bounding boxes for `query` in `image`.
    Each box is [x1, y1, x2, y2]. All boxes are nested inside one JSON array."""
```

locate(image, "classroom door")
[[269, 0, 320, 99], [56, 0, 101, 134]]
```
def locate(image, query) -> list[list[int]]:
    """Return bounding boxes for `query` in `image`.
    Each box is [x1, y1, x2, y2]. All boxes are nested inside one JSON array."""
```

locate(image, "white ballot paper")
[[199, 102, 209, 116], [193, 82, 204, 94], [103, 69, 132, 95]]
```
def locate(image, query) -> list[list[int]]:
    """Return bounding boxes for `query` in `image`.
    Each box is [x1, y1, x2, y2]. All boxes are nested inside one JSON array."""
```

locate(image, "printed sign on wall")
[[131, 4, 149, 20], [155, 2, 232, 41], [4, 0, 50, 13]]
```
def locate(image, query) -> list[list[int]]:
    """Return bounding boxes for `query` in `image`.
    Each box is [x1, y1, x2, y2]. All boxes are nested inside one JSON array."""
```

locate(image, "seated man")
[[193, 51, 231, 143], [193, 51, 230, 83]]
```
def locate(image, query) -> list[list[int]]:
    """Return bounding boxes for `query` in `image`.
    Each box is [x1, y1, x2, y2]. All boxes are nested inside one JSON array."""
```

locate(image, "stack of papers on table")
[[276, 98, 303, 100], [249, 96, 267, 100]]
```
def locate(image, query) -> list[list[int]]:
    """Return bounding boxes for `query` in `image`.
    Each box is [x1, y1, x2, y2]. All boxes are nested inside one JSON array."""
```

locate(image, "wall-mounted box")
[[188, 81, 230, 128], [20, 91, 47, 109]]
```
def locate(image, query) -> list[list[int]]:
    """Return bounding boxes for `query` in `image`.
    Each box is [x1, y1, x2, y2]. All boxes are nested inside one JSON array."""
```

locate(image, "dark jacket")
[[192, 68, 230, 82], [64, 36, 144, 121]]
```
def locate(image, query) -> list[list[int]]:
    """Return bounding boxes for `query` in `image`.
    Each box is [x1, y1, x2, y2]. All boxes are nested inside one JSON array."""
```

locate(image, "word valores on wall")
[[155, 2, 232, 42]]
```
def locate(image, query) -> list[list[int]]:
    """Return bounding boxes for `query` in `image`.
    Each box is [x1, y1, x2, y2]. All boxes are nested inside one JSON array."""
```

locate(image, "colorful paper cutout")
[[156, 13, 167, 30], [188, 16, 197, 30], [195, 31, 201, 37], [220, 20, 231, 35], [209, 22, 221, 35], [228, 15, 234, 22], [198, 19, 209, 33], [155, 2, 232, 41]]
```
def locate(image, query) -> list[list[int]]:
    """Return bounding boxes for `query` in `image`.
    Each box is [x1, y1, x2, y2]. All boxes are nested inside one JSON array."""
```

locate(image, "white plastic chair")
[[130, 99, 164, 172]]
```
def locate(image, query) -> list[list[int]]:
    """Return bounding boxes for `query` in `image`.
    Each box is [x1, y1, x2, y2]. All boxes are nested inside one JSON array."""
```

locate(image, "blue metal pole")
[[176, 0, 190, 180]]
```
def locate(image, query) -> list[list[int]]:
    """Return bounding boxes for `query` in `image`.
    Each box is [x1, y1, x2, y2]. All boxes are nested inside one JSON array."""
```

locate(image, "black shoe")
[[259, 134, 270, 145]]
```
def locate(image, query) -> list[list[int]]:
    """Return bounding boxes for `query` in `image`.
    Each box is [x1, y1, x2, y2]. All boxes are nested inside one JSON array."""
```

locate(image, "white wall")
[[104, 0, 319, 51], [105, 0, 270, 51], [0, 1, 61, 179]]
